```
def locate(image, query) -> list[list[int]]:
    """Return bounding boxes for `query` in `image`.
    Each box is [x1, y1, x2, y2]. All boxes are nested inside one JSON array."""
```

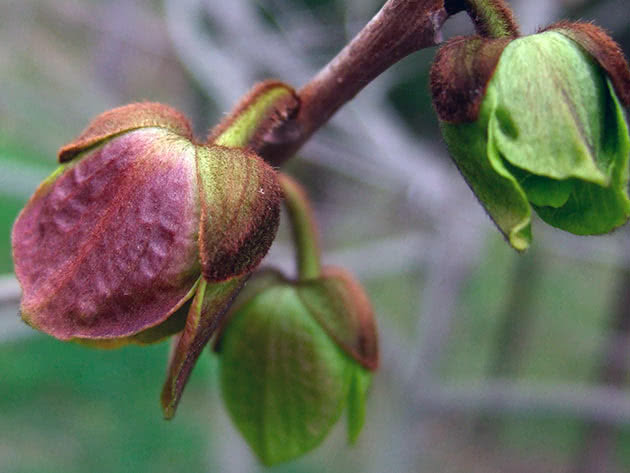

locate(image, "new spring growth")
[[432, 2, 630, 250], [215, 175, 378, 465], [11, 81, 298, 417]]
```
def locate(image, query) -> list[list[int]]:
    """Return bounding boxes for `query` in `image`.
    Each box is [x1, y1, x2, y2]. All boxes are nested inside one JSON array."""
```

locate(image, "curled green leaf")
[[161, 276, 246, 419], [216, 268, 376, 465], [434, 30, 630, 249]]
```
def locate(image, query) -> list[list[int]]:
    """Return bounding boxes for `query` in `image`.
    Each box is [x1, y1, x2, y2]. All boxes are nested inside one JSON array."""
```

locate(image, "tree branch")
[[256, 0, 449, 166]]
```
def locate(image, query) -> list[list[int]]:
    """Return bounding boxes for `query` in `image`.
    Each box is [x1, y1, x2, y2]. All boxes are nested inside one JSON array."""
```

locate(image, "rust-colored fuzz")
[[196, 146, 283, 282], [207, 80, 300, 147], [445, 0, 520, 38], [542, 21, 630, 107], [299, 266, 379, 371], [430, 21, 630, 124], [58, 103, 194, 161], [430, 35, 511, 123]]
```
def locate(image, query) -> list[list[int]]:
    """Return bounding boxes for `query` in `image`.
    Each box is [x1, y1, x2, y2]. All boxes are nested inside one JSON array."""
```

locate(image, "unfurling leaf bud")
[[12, 100, 282, 341], [215, 267, 378, 465], [12, 81, 297, 415], [430, 23, 630, 250]]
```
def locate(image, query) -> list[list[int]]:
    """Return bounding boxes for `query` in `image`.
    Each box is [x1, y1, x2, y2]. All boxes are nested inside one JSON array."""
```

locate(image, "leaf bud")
[[430, 23, 630, 249], [12, 83, 293, 344], [215, 267, 378, 465]]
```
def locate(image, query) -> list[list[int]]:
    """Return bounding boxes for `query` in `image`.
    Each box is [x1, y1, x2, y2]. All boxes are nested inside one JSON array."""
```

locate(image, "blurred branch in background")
[[571, 266, 630, 473], [473, 250, 541, 439], [415, 380, 630, 425]]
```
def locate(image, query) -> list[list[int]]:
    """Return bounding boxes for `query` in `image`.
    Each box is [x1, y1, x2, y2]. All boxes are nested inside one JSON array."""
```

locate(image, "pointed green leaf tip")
[[434, 30, 630, 250], [216, 270, 375, 465], [161, 276, 246, 419]]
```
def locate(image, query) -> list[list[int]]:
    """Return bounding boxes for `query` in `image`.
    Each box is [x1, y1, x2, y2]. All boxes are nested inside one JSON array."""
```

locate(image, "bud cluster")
[[12, 80, 378, 464]]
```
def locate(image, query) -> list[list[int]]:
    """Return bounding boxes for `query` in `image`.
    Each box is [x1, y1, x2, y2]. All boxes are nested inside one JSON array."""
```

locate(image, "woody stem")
[[255, 0, 449, 167]]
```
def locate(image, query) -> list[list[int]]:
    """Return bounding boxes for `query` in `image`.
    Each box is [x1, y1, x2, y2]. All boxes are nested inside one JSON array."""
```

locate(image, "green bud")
[[215, 268, 378, 465], [431, 24, 630, 250]]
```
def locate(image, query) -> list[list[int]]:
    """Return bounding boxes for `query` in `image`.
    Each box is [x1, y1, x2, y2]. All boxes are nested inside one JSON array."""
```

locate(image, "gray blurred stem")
[[571, 267, 630, 473]]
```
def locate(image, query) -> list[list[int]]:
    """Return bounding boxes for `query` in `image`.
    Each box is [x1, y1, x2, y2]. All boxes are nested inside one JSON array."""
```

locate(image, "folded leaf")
[[298, 267, 379, 370], [219, 284, 356, 465], [161, 276, 246, 419]]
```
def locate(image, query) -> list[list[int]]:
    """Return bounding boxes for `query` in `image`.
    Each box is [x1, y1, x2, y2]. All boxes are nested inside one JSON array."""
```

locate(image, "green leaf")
[[531, 79, 630, 234], [161, 276, 246, 419], [347, 366, 371, 444], [297, 266, 379, 370], [440, 89, 532, 251], [487, 32, 630, 234], [219, 284, 354, 465], [490, 32, 612, 184], [440, 31, 630, 246]]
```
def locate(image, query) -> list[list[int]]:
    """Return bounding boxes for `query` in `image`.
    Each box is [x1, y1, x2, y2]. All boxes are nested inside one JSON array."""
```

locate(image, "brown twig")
[[255, 0, 449, 167]]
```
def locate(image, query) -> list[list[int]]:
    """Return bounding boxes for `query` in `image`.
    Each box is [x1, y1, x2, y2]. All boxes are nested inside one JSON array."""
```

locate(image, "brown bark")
[[254, 0, 449, 166]]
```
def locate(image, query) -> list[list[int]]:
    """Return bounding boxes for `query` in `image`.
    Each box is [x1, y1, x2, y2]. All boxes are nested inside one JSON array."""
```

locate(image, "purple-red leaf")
[[13, 128, 200, 340], [74, 290, 196, 349], [58, 102, 193, 163]]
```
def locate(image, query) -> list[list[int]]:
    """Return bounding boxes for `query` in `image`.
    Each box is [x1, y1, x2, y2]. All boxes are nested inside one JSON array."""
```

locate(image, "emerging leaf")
[[58, 102, 193, 162], [216, 269, 376, 465], [432, 30, 630, 249], [298, 267, 379, 370], [161, 275, 246, 419]]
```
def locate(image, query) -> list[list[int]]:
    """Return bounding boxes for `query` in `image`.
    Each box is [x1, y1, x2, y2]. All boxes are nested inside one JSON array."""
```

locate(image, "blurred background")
[[1, 0, 630, 471]]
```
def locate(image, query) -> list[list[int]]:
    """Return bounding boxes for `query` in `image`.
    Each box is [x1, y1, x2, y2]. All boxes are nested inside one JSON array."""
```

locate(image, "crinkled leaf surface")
[[75, 288, 196, 349], [12, 128, 200, 339], [219, 284, 359, 465]]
